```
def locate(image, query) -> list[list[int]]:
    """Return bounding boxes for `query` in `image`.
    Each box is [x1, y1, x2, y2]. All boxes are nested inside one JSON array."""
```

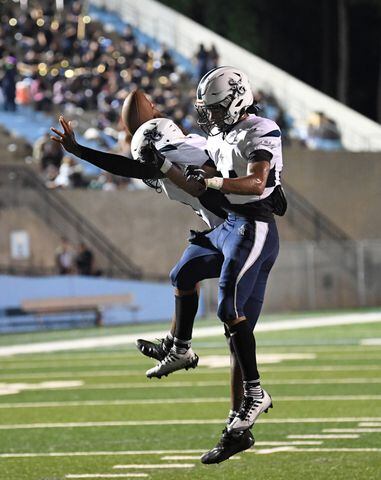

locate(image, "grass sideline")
[[0, 314, 380, 479]]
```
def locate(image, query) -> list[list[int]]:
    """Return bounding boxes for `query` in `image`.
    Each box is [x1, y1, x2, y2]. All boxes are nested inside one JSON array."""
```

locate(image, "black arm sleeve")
[[79, 145, 163, 180]]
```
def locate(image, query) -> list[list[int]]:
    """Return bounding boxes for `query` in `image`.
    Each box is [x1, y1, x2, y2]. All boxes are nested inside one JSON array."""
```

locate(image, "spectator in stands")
[[33, 132, 63, 171], [306, 111, 342, 150], [195, 44, 209, 80], [208, 44, 219, 70], [1, 56, 17, 111], [195, 43, 220, 80], [75, 242, 94, 276], [55, 237, 74, 275], [53, 156, 78, 188]]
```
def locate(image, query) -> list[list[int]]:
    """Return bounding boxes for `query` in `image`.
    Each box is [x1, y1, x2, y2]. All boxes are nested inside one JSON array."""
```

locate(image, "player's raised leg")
[[136, 282, 201, 361], [146, 242, 223, 378]]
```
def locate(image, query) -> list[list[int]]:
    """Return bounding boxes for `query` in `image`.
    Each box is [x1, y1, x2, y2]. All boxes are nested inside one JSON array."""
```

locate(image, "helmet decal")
[[143, 126, 163, 143], [228, 77, 246, 96]]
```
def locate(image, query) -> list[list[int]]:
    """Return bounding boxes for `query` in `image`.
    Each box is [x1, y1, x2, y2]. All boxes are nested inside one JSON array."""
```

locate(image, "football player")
[[142, 66, 286, 463], [50, 80, 275, 462]]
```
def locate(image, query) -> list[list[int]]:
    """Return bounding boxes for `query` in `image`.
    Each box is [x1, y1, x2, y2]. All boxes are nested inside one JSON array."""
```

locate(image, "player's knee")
[[169, 264, 180, 287], [169, 263, 197, 291], [217, 297, 236, 323]]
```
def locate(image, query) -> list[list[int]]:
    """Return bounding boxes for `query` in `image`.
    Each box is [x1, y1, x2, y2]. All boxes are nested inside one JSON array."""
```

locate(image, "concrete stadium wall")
[[0, 206, 60, 271], [1, 147, 380, 277], [284, 148, 381, 239], [61, 188, 206, 277]]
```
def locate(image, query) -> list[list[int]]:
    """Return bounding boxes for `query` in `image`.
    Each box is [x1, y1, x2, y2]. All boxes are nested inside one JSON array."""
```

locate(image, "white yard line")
[[358, 422, 381, 427], [287, 434, 359, 439], [323, 428, 381, 433], [0, 381, 83, 396], [66, 476, 148, 479], [1, 364, 381, 380], [1, 446, 381, 461], [17, 377, 381, 389], [0, 450, 206, 458], [3, 377, 380, 396], [361, 338, 381, 345], [252, 447, 381, 454], [1, 311, 380, 356], [160, 456, 201, 460], [113, 464, 195, 470], [1, 392, 381, 409], [2, 412, 381, 430], [255, 446, 296, 455]]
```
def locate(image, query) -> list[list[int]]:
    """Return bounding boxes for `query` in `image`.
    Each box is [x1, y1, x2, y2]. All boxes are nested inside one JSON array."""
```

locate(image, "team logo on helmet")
[[143, 126, 163, 143], [228, 77, 246, 96]]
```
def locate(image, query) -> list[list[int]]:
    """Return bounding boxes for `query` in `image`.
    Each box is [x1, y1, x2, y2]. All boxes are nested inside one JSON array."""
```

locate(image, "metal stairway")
[[0, 164, 143, 279]]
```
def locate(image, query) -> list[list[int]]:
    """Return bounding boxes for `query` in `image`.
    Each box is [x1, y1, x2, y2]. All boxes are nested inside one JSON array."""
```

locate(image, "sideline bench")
[[21, 293, 137, 327]]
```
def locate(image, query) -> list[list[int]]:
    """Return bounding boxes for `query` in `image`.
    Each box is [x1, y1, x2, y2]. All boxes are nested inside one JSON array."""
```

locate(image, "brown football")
[[121, 89, 157, 135]]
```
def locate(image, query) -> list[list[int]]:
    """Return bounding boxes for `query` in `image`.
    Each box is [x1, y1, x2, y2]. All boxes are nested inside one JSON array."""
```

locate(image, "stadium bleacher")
[[0, 0, 345, 189]]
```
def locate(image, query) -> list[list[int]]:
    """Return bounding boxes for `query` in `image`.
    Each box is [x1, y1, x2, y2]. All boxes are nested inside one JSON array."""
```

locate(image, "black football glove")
[[185, 165, 207, 186], [139, 142, 166, 169]]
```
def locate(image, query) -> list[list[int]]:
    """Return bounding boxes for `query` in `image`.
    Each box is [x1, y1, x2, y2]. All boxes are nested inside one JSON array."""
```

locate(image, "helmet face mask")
[[195, 66, 254, 136], [196, 101, 233, 136]]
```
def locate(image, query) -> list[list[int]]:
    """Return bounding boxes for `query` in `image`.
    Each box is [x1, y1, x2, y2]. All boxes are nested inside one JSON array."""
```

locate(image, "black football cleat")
[[201, 427, 255, 464], [135, 338, 170, 361]]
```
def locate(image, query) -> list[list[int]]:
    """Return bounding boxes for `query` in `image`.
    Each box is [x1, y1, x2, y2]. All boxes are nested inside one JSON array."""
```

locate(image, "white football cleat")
[[228, 389, 273, 431], [146, 347, 199, 379]]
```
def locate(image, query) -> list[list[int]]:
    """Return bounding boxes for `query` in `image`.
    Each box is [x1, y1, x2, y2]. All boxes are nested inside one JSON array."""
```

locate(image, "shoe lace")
[[237, 396, 261, 420], [217, 427, 243, 448], [216, 428, 231, 448], [158, 337, 173, 353]]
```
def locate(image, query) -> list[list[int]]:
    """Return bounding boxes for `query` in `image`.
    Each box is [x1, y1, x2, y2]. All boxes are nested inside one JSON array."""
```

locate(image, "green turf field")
[[0, 314, 381, 480]]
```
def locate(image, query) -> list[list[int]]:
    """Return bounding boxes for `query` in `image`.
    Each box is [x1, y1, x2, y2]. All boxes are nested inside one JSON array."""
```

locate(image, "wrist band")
[[160, 158, 173, 174], [206, 177, 224, 190]]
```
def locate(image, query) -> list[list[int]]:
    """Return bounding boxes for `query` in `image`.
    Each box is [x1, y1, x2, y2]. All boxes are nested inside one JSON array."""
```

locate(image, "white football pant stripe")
[[234, 221, 269, 318]]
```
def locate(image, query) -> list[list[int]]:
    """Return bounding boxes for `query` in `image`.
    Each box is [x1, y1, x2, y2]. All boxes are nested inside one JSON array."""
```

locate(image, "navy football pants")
[[170, 214, 279, 330]]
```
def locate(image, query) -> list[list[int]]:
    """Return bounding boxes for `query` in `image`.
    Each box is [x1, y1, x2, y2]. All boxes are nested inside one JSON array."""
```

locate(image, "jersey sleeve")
[[160, 135, 210, 167], [243, 122, 281, 162]]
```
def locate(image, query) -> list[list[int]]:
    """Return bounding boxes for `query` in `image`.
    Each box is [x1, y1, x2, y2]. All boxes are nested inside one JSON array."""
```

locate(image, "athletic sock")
[[243, 379, 263, 399], [173, 291, 199, 344], [173, 337, 191, 354], [228, 320, 259, 381]]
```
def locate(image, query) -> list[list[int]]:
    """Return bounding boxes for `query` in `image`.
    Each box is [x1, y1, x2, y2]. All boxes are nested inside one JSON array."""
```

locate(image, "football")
[[121, 89, 157, 135]]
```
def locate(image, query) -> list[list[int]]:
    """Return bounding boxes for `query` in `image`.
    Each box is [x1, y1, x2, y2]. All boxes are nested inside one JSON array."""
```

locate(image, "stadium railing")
[[0, 164, 143, 279]]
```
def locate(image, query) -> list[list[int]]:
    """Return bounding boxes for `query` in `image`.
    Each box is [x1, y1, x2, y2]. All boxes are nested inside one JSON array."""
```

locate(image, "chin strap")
[[142, 178, 163, 193]]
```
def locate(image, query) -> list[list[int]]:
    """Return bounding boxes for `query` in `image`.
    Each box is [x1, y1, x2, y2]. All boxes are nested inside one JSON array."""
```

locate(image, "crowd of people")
[[0, 0, 200, 130], [0, 0, 342, 190]]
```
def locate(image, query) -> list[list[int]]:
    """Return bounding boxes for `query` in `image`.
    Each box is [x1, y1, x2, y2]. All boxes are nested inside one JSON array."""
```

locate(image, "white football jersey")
[[206, 114, 283, 206], [158, 134, 224, 228]]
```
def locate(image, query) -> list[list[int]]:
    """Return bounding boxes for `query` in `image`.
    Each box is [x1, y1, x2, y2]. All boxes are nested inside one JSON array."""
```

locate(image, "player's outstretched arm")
[[51, 116, 82, 157], [50, 116, 161, 180]]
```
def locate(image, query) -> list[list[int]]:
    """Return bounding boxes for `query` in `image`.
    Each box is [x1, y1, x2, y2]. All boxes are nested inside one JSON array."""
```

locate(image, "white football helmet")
[[195, 66, 254, 135], [131, 118, 184, 160]]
